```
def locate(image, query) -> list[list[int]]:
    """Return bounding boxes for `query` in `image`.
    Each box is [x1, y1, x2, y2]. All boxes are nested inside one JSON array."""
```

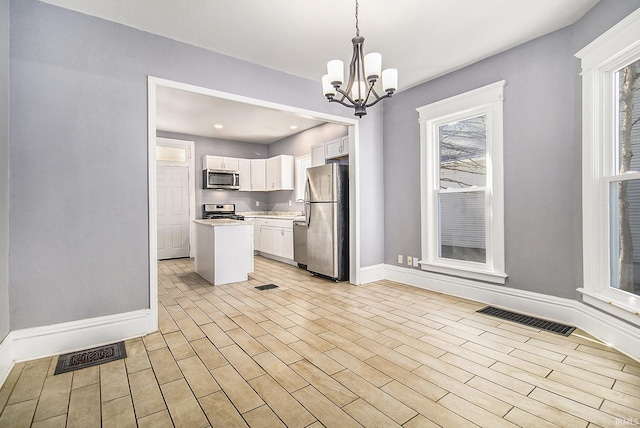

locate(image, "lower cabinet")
[[254, 218, 294, 261]]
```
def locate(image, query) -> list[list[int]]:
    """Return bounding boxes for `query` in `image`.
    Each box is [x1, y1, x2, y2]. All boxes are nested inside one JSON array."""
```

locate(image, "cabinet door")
[[251, 159, 266, 191], [325, 139, 342, 159], [260, 226, 277, 255], [311, 145, 325, 166], [340, 136, 349, 156], [223, 157, 239, 171], [282, 228, 294, 260], [238, 159, 251, 191], [279, 155, 294, 190], [203, 155, 224, 170], [266, 157, 278, 190]]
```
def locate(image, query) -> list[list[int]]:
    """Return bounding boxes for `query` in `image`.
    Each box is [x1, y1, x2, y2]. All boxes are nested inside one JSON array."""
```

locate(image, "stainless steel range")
[[202, 204, 245, 220]]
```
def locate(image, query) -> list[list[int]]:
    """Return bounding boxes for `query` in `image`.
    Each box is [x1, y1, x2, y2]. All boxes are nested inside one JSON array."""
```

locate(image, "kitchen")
[[155, 85, 353, 285]]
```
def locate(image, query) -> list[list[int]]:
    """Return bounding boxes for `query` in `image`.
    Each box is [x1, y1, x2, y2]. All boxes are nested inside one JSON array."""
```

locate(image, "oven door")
[[203, 169, 240, 190]]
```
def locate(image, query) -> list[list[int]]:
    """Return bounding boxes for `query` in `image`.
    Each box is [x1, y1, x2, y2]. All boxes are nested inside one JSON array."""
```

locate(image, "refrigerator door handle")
[[305, 179, 311, 228]]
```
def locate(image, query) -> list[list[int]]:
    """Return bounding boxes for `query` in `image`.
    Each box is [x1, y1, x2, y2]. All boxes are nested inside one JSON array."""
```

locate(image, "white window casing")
[[576, 8, 640, 325], [417, 81, 507, 284]]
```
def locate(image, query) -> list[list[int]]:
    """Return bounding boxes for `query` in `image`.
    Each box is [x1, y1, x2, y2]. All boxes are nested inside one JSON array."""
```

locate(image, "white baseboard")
[[358, 264, 385, 285], [383, 264, 640, 362], [0, 309, 152, 387]]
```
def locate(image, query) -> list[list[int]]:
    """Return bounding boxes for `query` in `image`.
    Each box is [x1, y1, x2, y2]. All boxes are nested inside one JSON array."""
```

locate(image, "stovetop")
[[202, 203, 244, 221], [204, 213, 245, 221]]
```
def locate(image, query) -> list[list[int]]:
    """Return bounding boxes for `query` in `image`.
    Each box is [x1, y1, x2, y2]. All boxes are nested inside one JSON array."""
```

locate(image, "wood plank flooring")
[[0, 256, 638, 427]]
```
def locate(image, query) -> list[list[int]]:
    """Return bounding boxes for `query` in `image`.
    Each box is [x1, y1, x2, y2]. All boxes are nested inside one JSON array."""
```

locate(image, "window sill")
[[419, 261, 507, 284], [577, 288, 640, 327]]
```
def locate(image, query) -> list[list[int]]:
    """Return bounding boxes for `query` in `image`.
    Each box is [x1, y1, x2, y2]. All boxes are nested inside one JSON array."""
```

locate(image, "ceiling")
[[40, 0, 600, 143]]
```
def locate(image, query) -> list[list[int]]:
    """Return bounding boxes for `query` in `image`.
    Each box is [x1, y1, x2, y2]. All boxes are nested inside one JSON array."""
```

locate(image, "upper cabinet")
[[311, 144, 326, 167], [266, 155, 294, 191], [202, 154, 294, 192], [251, 159, 267, 191], [326, 136, 349, 159], [203, 155, 239, 171], [238, 159, 252, 191]]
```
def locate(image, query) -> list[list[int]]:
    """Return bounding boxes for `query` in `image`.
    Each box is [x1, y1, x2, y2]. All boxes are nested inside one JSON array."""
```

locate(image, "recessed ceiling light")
[[214, 124, 223, 129], [290, 125, 298, 130]]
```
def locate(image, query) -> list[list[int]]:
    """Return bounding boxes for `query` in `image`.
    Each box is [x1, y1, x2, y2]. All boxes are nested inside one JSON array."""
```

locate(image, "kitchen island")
[[193, 219, 254, 285]]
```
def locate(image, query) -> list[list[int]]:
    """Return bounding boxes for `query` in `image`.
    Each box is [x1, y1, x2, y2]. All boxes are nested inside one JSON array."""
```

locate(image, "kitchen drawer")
[[255, 218, 293, 229]]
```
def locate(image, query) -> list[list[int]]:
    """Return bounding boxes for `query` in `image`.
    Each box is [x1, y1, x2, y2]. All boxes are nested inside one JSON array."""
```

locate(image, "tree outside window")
[[612, 58, 640, 296]]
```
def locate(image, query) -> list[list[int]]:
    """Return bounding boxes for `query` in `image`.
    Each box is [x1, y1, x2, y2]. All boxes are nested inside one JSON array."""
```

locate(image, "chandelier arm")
[[336, 87, 358, 107], [329, 98, 358, 108], [364, 92, 392, 108], [344, 39, 361, 95]]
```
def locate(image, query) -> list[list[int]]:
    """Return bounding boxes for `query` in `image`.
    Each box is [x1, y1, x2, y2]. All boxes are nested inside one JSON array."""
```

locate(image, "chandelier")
[[322, 0, 398, 118]]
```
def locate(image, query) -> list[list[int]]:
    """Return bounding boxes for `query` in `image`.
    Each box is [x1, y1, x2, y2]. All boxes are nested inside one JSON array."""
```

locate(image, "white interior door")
[[157, 165, 190, 259]]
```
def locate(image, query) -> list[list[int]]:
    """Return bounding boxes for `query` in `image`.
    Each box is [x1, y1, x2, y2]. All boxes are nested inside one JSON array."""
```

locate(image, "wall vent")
[[477, 306, 575, 336]]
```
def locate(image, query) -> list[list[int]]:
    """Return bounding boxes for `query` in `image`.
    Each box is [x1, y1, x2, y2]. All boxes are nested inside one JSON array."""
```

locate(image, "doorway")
[[147, 76, 359, 332]]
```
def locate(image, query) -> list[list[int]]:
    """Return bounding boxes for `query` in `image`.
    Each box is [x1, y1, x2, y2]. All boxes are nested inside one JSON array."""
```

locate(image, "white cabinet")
[[311, 144, 326, 166], [251, 159, 267, 191], [266, 155, 294, 191], [203, 155, 239, 171], [203, 155, 293, 191], [326, 136, 349, 159], [238, 159, 252, 191], [254, 217, 294, 260]]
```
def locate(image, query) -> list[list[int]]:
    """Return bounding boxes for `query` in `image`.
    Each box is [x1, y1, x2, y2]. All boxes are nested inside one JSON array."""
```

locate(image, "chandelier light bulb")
[[351, 81, 367, 102], [322, 75, 336, 97], [327, 60, 344, 87], [364, 53, 382, 81], [382, 68, 398, 93]]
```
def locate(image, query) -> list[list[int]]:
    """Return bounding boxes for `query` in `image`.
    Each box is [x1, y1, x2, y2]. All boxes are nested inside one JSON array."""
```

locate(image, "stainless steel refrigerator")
[[304, 163, 349, 281]]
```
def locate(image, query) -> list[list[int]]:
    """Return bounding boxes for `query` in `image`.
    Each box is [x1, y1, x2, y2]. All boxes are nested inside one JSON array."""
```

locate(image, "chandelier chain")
[[355, 0, 360, 37]]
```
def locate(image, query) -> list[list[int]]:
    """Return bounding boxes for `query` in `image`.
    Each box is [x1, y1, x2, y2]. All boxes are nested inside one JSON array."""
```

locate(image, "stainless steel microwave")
[[203, 169, 240, 190]]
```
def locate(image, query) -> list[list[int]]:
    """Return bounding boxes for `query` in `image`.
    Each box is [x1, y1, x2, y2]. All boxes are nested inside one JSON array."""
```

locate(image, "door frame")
[[156, 137, 196, 258], [147, 76, 359, 332]]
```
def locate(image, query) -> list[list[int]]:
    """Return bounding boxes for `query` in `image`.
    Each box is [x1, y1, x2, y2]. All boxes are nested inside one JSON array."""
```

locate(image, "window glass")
[[157, 145, 187, 163], [616, 58, 640, 174], [439, 191, 486, 263], [439, 116, 487, 189]]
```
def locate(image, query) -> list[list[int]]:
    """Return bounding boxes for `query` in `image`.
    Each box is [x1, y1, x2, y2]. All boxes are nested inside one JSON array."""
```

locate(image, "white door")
[[157, 165, 190, 259]]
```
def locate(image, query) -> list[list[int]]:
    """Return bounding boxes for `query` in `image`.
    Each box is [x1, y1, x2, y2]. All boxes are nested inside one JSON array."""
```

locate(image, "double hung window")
[[577, 9, 640, 324], [417, 81, 506, 284]]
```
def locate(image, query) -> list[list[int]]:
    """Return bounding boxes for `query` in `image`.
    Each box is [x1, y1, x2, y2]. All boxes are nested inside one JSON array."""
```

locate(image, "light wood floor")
[[0, 256, 639, 427]]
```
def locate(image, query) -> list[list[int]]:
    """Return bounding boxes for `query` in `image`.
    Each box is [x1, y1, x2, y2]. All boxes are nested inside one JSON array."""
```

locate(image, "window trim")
[[576, 8, 640, 325], [417, 80, 507, 284]]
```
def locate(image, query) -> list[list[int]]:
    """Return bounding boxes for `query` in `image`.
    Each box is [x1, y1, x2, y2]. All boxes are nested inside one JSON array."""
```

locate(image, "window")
[[417, 81, 506, 284], [577, 9, 640, 324]]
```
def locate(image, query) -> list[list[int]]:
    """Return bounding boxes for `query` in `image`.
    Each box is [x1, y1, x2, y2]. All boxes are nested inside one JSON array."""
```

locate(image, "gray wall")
[[383, 0, 640, 300], [0, 0, 9, 340], [9, 0, 384, 330]]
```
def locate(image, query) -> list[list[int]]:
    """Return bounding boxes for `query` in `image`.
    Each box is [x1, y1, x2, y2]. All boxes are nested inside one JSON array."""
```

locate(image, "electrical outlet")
[[397, 254, 403, 264], [288, 200, 292, 206], [407, 256, 413, 266], [413, 257, 419, 267], [256, 201, 259, 207]]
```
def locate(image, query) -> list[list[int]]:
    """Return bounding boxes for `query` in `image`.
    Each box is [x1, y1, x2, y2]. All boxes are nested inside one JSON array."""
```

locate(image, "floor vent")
[[54, 341, 126, 375], [255, 284, 279, 291], [477, 306, 576, 336]]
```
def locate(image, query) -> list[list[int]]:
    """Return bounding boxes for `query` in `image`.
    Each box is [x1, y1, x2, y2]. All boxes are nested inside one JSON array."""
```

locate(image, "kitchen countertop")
[[240, 211, 304, 220], [193, 219, 250, 227]]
